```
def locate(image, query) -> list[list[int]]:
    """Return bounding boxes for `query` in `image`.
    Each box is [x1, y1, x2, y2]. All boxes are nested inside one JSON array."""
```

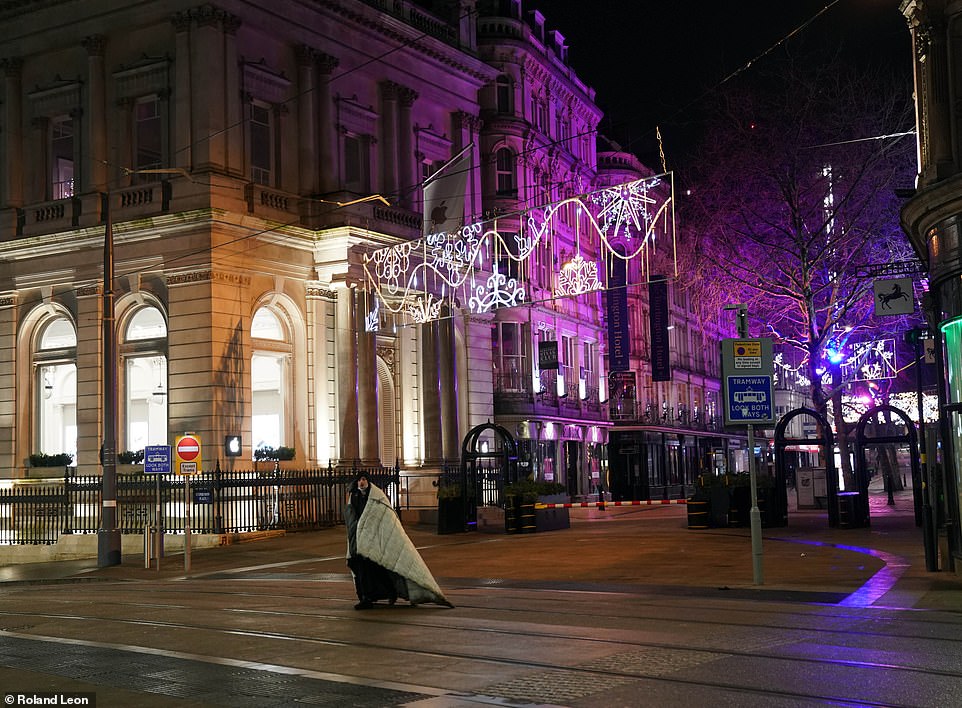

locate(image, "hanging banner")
[[538, 340, 559, 370], [607, 253, 630, 371], [649, 275, 671, 381]]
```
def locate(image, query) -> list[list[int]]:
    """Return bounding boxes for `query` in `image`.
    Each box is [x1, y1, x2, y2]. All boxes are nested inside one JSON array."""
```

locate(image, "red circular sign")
[[177, 436, 200, 461]]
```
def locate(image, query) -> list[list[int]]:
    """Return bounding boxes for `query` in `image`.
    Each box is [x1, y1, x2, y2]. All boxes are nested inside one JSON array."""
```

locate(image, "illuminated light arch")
[[362, 174, 675, 326]]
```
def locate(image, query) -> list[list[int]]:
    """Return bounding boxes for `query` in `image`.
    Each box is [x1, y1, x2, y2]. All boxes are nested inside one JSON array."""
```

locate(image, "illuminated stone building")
[[900, 0, 962, 570], [0, 0, 494, 500]]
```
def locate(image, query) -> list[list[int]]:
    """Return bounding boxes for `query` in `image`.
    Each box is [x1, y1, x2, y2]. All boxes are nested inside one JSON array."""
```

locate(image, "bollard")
[[144, 525, 152, 568]]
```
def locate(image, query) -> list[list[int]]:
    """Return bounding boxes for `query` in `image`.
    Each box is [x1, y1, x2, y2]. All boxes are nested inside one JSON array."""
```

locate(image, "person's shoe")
[[354, 600, 374, 610]]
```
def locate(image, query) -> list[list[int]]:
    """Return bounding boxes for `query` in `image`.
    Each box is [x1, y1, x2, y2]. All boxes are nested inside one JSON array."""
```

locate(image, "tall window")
[[496, 75, 512, 114], [122, 307, 168, 451], [250, 101, 273, 186], [251, 307, 290, 454], [35, 317, 77, 459], [492, 322, 526, 391], [134, 97, 162, 179], [343, 133, 370, 192], [51, 116, 74, 199], [560, 335, 575, 398], [495, 148, 516, 196]]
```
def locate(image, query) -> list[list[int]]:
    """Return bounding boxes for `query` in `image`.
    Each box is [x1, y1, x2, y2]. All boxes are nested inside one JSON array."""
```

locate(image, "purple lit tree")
[[681, 51, 916, 480]]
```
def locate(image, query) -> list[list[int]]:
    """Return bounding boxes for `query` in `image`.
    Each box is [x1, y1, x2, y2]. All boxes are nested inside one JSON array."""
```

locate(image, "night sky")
[[523, 0, 911, 169]]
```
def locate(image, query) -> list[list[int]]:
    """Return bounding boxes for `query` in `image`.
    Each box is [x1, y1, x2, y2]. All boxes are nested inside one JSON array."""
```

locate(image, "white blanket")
[[352, 483, 453, 607]]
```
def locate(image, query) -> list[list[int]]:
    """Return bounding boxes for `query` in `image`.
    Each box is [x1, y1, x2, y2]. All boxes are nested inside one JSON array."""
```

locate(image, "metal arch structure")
[[854, 404, 923, 532], [773, 407, 839, 527]]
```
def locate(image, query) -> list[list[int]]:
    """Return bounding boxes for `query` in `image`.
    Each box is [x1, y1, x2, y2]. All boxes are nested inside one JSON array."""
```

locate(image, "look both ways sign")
[[721, 338, 775, 426]]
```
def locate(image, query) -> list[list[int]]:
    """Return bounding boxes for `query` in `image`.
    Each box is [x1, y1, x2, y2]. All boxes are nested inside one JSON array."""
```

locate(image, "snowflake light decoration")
[[554, 255, 602, 298]]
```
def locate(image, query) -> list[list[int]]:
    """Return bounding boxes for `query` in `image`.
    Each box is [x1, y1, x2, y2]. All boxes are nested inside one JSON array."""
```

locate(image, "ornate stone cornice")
[[0, 296, 15, 307], [171, 10, 191, 32], [76, 285, 100, 297], [377, 344, 396, 376], [398, 86, 418, 108], [307, 286, 336, 299], [296, 44, 316, 66]]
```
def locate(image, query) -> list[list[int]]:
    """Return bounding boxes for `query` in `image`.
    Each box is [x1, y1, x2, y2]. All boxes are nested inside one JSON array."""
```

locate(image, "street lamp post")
[[98, 192, 121, 566]]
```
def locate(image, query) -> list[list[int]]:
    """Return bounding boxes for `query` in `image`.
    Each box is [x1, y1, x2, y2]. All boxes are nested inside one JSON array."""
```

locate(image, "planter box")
[[535, 506, 570, 532], [476, 505, 505, 533], [437, 497, 466, 534]]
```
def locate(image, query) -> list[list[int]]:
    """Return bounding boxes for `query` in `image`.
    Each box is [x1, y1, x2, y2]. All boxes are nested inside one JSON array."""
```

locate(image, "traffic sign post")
[[174, 434, 202, 573], [143, 445, 170, 570], [721, 308, 774, 587]]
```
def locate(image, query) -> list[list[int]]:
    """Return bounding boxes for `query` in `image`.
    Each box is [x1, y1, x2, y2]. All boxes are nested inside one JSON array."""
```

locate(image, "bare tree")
[[682, 50, 916, 479]]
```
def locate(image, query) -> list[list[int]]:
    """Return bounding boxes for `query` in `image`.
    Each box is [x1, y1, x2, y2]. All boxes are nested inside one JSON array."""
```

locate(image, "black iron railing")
[[0, 462, 399, 546]]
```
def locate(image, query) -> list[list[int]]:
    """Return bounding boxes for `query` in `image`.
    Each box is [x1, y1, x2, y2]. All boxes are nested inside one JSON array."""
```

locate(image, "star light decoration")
[[841, 339, 896, 382], [362, 175, 674, 324]]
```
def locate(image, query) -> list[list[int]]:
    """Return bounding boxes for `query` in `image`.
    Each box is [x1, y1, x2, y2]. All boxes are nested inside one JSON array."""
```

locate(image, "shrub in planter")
[[254, 446, 296, 461], [29, 452, 74, 467], [118, 449, 145, 464]]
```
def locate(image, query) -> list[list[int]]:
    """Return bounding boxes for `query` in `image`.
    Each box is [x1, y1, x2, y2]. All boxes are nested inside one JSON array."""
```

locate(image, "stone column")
[[454, 111, 481, 222], [223, 14, 243, 178], [920, 19, 953, 178], [335, 286, 360, 464], [317, 53, 339, 193], [2, 59, 23, 208], [420, 321, 443, 464], [75, 286, 103, 475], [380, 81, 399, 199], [172, 11, 192, 170], [398, 86, 418, 208], [356, 288, 379, 464], [191, 5, 226, 171], [117, 98, 135, 187], [31, 117, 49, 200], [82, 35, 108, 192], [0, 294, 18, 475], [438, 316, 459, 461], [297, 45, 318, 195]]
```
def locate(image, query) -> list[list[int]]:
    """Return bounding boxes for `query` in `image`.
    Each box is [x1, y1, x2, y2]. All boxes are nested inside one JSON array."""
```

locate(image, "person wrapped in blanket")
[[345, 474, 454, 610]]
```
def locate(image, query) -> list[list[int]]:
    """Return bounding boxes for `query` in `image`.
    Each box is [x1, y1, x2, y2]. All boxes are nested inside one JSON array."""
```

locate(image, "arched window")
[[495, 148, 516, 196], [121, 306, 168, 452], [251, 307, 290, 455], [34, 316, 77, 460]]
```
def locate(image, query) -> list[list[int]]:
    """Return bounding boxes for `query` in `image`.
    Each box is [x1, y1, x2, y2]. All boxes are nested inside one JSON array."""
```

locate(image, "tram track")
[[3, 580, 962, 695]]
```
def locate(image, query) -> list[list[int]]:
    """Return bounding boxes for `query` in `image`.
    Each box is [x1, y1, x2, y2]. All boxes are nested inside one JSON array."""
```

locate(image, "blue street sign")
[[726, 375, 774, 424], [144, 445, 172, 474]]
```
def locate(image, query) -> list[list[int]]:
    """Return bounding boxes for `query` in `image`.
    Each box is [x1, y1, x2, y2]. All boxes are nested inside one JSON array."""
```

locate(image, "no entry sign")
[[174, 434, 202, 475]]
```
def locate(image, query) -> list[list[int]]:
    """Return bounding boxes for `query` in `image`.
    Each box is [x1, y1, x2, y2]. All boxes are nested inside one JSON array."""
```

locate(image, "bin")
[[837, 491, 861, 529], [687, 498, 709, 529]]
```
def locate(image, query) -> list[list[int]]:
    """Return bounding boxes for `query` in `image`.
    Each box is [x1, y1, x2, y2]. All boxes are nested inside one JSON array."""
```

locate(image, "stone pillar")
[[2, 59, 24, 208], [398, 86, 418, 208], [117, 98, 135, 186], [172, 11, 192, 170], [0, 294, 18, 476], [75, 286, 103, 475], [438, 317, 459, 461], [297, 45, 318, 195], [82, 35, 108, 192], [335, 286, 360, 463], [380, 81, 399, 199], [223, 14, 243, 178], [921, 19, 953, 179], [31, 117, 49, 200], [420, 321, 443, 464], [356, 288, 379, 464], [317, 53, 339, 193], [191, 5, 226, 171]]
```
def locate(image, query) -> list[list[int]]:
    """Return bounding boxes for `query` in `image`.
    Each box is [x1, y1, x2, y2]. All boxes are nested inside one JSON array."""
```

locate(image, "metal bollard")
[[144, 525, 152, 568]]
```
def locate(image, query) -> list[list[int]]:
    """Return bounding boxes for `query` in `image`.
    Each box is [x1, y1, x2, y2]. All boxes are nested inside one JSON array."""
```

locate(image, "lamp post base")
[[97, 528, 122, 567]]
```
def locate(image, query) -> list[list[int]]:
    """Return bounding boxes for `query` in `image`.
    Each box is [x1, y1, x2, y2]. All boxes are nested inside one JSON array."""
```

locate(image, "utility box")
[[796, 467, 827, 509]]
